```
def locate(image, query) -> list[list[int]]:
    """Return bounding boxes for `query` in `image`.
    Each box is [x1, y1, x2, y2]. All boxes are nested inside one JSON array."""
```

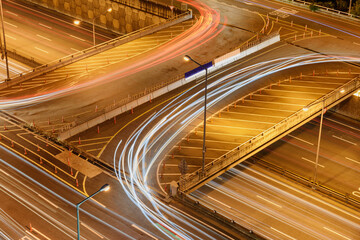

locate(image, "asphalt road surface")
[[1, 0, 118, 64]]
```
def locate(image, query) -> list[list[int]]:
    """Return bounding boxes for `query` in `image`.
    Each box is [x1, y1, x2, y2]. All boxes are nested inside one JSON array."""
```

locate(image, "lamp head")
[[183, 55, 191, 62], [340, 89, 345, 93], [73, 20, 80, 25], [107, 8, 112, 12], [100, 184, 110, 192], [303, 107, 309, 112]]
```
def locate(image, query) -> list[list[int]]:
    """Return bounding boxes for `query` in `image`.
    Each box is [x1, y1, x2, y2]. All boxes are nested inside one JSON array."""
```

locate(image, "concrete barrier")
[[58, 33, 281, 140]]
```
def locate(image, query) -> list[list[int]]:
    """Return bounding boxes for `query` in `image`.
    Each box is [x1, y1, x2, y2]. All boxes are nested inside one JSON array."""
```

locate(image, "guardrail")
[[58, 33, 280, 139], [0, 10, 192, 90], [276, 0, 360, 21], [179, 76, 360, 192]]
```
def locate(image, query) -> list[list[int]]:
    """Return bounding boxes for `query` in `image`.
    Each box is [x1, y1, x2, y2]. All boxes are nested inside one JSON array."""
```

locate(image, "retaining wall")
[[26, 0, 179, 33], [332, 94, 360, 120]]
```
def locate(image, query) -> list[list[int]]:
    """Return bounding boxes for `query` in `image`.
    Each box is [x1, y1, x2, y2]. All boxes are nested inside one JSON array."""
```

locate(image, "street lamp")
[[76, 184, 110, 240], [183, 54, 208, 177], [92, 8, 112, 46], [0, 0, 10, 81], [73, 20, 81, 25]]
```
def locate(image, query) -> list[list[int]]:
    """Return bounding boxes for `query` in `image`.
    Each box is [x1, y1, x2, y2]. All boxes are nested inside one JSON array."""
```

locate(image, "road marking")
[[25, 231, 41, 240], [39, 23, 52, 29], [345, 157, 359, 164], [207, 196, 231, 208], [36, 34, 52, 41], [323, 227, 351, 240], [34, 47, 48, 54], [5, 11, 18, 16], [332, 135, 357, 145], [38, 194, 59, 209], [0, 168, 9, 176], [132, 224, 158, 240], [301, 157, 325, 168], [69, 34, 86, 42], [91, 199, 106, 208], [71, 47, 80, 52], [5, 34, 16, 40], [270, 227, 296, 240], [4, 21, 17, 28], [325, 117, 360, 133], [81, 222, 104, 239], [170, 204, 236, 240], [256, 195, 282, 208], [33, 228, 51, 240], [288, 134, 314, 145], [353, 42, 360, 46]]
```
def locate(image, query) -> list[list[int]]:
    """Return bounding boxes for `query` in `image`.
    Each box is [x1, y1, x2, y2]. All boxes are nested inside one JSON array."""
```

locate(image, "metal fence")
[[179, 76, 360, 192], [0, 10, 192, 91]]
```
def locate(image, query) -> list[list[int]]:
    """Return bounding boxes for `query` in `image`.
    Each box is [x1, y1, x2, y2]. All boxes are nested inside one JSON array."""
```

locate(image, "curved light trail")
[[0, 0, 224, 109], [113, 54, 360, 238]]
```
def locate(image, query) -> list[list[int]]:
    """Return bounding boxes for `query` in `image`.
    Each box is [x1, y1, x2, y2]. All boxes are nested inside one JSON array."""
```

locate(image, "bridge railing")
[[179, 76, 360, 192], [1, 10, 192, 90]]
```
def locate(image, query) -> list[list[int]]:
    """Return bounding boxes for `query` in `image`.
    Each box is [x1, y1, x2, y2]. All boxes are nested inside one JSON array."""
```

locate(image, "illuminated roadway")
[[0, 0, 117, 65], [0, 0, 360, 239]]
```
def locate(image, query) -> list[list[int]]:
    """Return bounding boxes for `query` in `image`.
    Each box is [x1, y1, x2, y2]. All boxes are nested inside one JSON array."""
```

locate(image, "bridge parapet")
[[179, 76, 360, 193]]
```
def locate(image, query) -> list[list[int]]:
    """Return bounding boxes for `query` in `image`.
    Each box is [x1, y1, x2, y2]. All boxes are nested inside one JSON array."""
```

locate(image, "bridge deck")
[[159, 72, 359, 191], [1, 19, 194, 133]]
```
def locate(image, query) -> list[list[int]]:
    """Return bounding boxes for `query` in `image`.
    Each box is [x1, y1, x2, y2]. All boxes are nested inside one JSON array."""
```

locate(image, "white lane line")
[[301, 157, 325, 168], [0, 169, 9, 176], [207, 196, 232, 208], [91, 199, 106, 208], [288, 134, 314, 145], [39, 23, 52, 29], [38, 194, 59, 209], [36, 34, 51, 41], [132, 224, 158, 240], [71, 47, 80, 52], [81, 222, 104, 239], [25, 231, 41, 240], [170, 204, 236, 240], [256, 195, 282, 208], [323, 227, 351, 240], [6, 11, 18, 16], [34, 47, 48, 54], [353, 42, 360, 46], [345, 157, 359, 164], [4, 21, 17, 28], [325, 117, 360, 133], [270, 227, 297, 240], [31, 228, 51, 240], [332, 135, 357, 146], [69, 35, 86, 42], [5, 34, 16, 40]]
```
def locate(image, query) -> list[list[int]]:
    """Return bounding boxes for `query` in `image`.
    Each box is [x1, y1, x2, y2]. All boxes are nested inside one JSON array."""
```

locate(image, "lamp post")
[[313, 100, 324, 186], [0, 0, 9, 81], [184, 55, 208, 177], [76, 184, 110, 240], [349, 0, 353, 14], [93, 8, 112, 46]]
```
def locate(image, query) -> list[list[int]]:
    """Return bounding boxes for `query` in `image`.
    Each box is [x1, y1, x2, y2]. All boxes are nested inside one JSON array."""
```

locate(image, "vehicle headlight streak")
[[114, 54, 360, 238]]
